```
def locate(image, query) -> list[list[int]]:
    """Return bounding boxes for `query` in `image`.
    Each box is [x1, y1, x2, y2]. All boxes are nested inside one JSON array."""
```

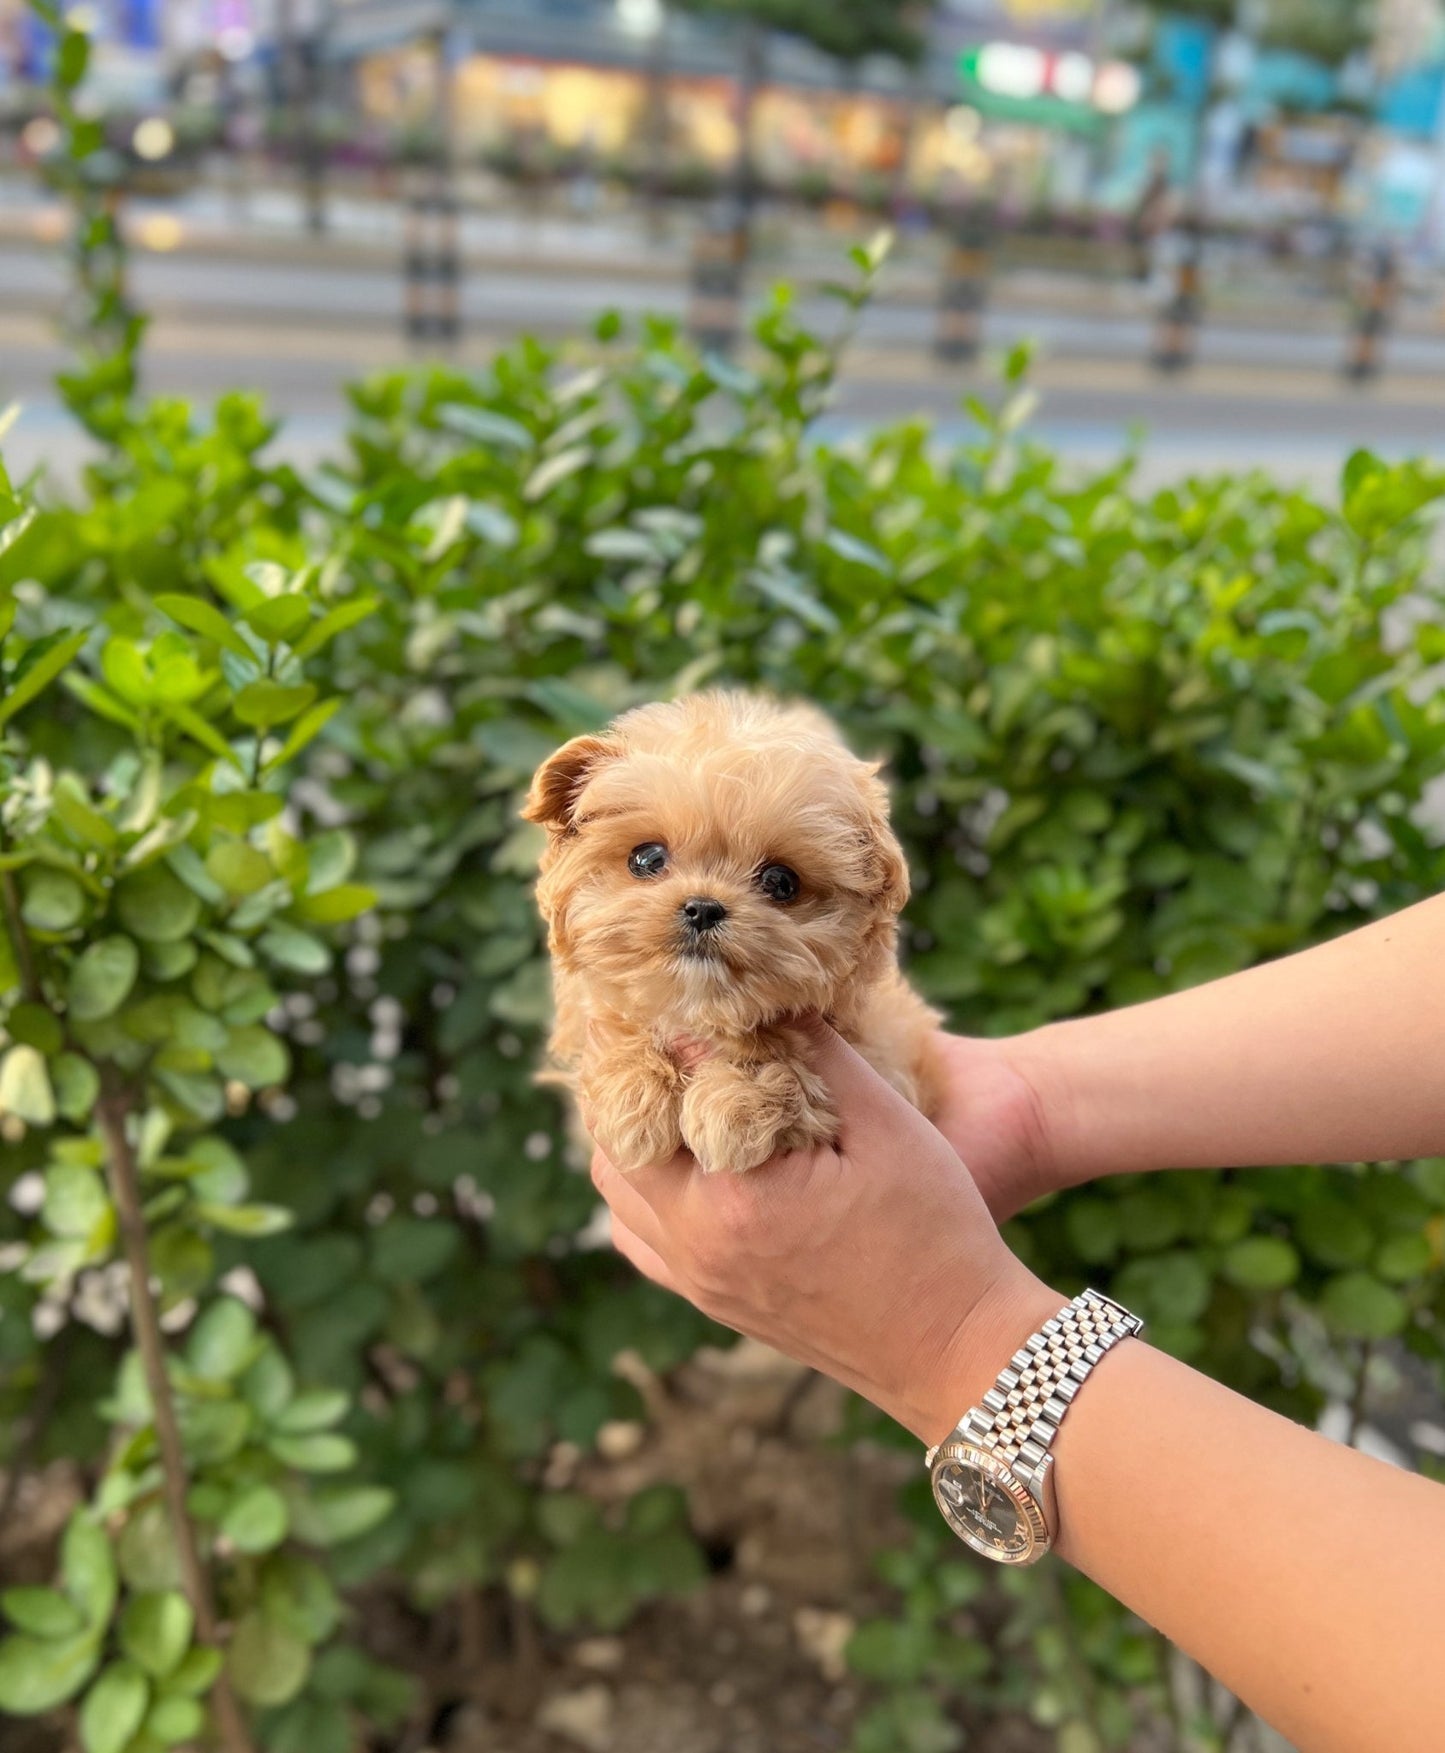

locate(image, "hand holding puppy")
[[590, 1022, 1060, 1445]]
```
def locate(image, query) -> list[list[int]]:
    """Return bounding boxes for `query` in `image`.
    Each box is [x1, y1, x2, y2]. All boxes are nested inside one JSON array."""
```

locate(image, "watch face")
[[931, 1444, 1048, 1565]]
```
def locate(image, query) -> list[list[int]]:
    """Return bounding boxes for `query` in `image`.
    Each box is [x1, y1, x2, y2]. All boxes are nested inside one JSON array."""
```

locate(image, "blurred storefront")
[[337, 0, 1140, 202]]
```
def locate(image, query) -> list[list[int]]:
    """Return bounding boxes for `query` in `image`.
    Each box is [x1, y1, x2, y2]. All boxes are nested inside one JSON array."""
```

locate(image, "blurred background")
[[4, 11, 1445, 1753], [3, 0, 1445, 485]]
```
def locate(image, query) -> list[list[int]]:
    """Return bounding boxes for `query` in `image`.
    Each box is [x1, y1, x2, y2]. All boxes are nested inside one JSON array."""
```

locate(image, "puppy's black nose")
[[681, 896, 728, 932]]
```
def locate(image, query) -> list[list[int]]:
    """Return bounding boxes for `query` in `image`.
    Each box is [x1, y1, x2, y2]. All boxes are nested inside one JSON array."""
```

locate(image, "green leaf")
[[293, 884, 375, 926], [0, 1044, 55, 1126], [292, 598, 379, 660], [52, 776, 118, 850], [56, 26, 91, 88], [233, 681, 317, 729], [197, 1202, 293, 1236], [437, 403, 532, 449], [0, 1630, 100, 1715], [43, 1162, 109, 1240], [302, 830, 355, 895], [749, 568, 840, 634], [273, 1389, 349, 1434], [206, 841, 273, 897], [51, 1052, 101, 1122], [21, 869, 86, 932], [259, 1555, 342, 1646], [261, 698, 342, 775], [155, 595, 255, 661], [1374, 1232, 1432, 1283], [0, 627, 88, 728], [145, 1695, 206, 1747], [61, 1514, 118, 1627], [257, 923, 331, 973], [164, 702, 238, 765], [228, 1611, 311, 1707], [7, 1000, 63, 1054], [243, 596, 313, 647], [186, 1297, 259, 1380], [242, 1345, 294, 1422], [116, 1502, 181, 1594], [370, 1219, 459, 1285], [187, 1135, 249, 1205], [0, 506, 34, 562], [116, 866, 202, 944], [1320, 1271, 1409, 1340], [215, 1026, 289, 1089], [1, 1587, 86, 1640], [119, 1592, 193, 1679], [287, 1485, 395, 1547], [221, 1485, 290, 1555], [1221, 1235, 1300, 1293], [847, 1617, 935, 1685], [69, 935, 141, 1021], [269, 1433, 358, 1474], [524, 445, 591, 501], [163, 1646, 221, 1696]]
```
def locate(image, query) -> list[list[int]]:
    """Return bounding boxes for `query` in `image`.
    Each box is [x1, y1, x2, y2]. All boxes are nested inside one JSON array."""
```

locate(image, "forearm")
[[1011, 894, 1445, 1184], [1049, 1336, 1445, 1753]]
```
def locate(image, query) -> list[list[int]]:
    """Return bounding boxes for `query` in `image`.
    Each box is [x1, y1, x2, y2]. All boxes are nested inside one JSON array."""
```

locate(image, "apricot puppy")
[[523, 692, 941, 1175]]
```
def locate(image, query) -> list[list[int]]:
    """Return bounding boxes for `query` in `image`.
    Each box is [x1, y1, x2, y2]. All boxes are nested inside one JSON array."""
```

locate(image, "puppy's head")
[[523, 692, 908, 1035]]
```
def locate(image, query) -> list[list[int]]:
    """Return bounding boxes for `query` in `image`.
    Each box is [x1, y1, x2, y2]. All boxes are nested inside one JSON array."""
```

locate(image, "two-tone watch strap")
[[926, 1289, 1143, 1484]]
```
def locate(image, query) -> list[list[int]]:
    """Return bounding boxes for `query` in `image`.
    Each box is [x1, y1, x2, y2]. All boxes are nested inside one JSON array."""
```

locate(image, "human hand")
[[926, 1030, 1061, 1223], [590, 1023, 1062, 1445]]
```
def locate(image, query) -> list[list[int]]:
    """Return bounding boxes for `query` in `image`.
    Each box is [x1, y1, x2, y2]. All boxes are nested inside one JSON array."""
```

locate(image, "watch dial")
[[933, 1459, 1037, 1561]]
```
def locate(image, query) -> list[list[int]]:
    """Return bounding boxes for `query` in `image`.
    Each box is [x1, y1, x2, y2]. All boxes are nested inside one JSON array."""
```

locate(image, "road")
[[2, 238, 1443, 491]]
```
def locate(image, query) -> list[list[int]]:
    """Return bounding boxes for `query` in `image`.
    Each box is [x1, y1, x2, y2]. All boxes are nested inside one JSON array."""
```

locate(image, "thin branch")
[[1345, 1340, 1374, 1450], [0, 866, 42, 1003], [97, 1082, 257, 1753]]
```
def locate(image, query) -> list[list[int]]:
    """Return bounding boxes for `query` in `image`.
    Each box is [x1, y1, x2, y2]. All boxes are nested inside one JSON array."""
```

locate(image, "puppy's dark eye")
[[628, 842, 668, 879], [756, 863, 800, 904]]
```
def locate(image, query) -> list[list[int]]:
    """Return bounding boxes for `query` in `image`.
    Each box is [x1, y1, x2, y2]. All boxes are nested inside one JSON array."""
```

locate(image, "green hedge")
[[2, 229, 1445, 1753]]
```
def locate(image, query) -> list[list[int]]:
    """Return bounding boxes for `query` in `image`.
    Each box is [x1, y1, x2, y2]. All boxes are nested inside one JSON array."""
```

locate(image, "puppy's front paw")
[[681, 1059, 828, 1175], [585, 1060, 684, 1173]]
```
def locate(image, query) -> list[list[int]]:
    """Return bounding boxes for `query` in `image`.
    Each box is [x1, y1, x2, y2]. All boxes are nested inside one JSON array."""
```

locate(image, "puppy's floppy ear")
[[857, 762, 910, 912], [522, 733, 620, 831]]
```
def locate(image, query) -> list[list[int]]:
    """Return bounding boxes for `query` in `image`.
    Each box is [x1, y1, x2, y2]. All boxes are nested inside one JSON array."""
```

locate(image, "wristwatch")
[[926, 1288, 1143, 1566]]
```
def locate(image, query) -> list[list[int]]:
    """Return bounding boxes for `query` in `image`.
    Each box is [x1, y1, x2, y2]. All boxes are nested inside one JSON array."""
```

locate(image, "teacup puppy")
[[523, 691, 942, 1175]]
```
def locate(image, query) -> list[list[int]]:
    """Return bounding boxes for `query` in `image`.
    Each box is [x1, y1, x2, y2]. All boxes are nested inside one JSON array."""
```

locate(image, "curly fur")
[[523, 691, 942, 1174]]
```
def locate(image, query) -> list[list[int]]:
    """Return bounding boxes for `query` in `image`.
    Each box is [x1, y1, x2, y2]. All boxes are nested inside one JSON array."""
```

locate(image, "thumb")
[[803, 1020, 931, 1161]]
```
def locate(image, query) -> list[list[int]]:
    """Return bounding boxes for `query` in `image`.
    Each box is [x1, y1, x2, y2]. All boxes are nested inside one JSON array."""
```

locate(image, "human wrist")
[[909, 1258, 1065, 1449], [993, 1022, 1087, 1201]]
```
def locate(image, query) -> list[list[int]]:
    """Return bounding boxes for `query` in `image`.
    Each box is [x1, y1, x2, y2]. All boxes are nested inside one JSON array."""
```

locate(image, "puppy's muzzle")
[[680, 895, 728, 935]]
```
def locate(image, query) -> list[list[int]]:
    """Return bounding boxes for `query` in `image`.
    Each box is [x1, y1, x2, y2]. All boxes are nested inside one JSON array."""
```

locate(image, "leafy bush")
[[3, 63, 1445, 1751]]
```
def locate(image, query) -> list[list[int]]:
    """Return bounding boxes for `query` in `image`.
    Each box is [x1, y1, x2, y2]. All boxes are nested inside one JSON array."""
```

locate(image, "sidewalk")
[[4, 177, 1441, 339]]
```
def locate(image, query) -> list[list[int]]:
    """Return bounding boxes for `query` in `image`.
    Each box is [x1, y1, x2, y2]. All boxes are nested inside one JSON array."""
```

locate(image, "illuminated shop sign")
[[960, 42, 1142, 114]]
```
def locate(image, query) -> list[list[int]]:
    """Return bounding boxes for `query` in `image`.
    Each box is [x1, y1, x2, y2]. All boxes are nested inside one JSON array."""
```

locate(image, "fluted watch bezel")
[[926, 1288, 1143, 1568]]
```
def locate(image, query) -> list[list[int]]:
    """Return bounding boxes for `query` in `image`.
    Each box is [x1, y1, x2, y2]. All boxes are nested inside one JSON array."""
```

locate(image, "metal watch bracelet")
[[926, 1288, 1144, 1565]]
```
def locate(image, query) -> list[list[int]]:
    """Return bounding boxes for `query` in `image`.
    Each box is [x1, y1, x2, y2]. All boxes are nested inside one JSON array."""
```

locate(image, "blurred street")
[[4, 198, 1445, 490]]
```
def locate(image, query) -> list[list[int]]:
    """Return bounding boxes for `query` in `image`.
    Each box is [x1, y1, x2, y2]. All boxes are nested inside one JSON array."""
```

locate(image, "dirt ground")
[[426, 1341, 1048, 1753]]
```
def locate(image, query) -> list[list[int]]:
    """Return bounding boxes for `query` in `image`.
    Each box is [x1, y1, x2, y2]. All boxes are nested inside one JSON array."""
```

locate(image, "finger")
[[609, 1215, 685, 1295], [802, 1019, 937, 1161], [605, 1141, 704, 1228], [667, 1035, 712, 1073], [590, 1147, 677, 1248]]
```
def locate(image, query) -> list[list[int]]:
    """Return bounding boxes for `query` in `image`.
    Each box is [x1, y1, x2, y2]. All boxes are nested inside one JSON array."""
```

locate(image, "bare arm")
[[934, 895, 1445, 1219], [591, 1029, 1445, 1753], [1052, 1335, 1445, 1753], [1024, 893, 1445, 1180]]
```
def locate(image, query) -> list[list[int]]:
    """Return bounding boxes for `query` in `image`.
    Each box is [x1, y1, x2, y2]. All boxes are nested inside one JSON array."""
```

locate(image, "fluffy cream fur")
[[523, 692, 942, 1174]]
